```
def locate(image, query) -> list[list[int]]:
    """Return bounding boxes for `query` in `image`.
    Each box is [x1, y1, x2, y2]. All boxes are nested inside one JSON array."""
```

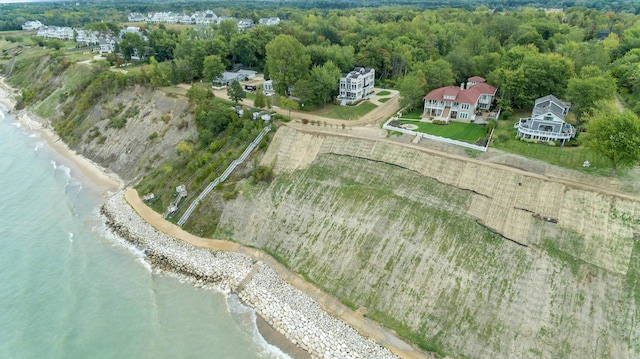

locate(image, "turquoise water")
[[0, 106, 287, 359]]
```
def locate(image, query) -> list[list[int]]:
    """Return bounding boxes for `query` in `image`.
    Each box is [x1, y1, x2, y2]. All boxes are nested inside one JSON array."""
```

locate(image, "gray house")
[[514, 95, 576, 145]]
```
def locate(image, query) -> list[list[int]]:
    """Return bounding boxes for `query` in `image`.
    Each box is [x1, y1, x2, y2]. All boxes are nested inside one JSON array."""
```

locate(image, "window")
[[459, 112, 468, 119], [461, 103, 470, 110]]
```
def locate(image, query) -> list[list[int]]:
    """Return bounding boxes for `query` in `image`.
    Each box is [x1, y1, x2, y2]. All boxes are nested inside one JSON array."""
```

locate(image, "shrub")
[[432, 119, 448, 125], [107, 117, 127, 129], [177, 119, 189, 130], [148, 132, 159, 140], [223, 189, 239, 200], [501, 110, 513, 120]]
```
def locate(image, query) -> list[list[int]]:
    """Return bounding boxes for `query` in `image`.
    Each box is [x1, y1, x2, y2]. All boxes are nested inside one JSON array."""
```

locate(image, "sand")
[[0, 77, 428, 358], [0, 80, 337, 359]]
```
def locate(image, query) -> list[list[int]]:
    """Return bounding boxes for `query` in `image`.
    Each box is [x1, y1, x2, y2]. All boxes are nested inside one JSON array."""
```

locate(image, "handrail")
[[514, 122, 574, 139], [177, 125, 271, 226]]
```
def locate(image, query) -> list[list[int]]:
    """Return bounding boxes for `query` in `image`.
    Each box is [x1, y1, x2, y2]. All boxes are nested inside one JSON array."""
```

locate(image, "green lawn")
[[376, 90, 391, 96], [379, 97, 391, 103], [311, 101, 377, 120], [402, 107, 424, 119], [399, 120, 487, 144], [64, 51, 94, 63], [492, 118, 612, 175]]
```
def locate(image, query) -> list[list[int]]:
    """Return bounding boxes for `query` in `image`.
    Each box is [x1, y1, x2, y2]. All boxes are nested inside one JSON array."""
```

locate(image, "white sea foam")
[[227, 294, 291, 359], [97, 219, 154, 273], [68, 232, 74, 243]]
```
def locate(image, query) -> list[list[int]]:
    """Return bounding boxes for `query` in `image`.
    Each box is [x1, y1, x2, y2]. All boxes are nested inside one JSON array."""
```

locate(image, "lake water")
[[0, 105, 288, 359]]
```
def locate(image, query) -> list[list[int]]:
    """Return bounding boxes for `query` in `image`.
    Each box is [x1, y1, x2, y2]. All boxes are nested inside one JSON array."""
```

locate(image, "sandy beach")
[[0, 79, 122, 192], [0, 77, 427, 359]]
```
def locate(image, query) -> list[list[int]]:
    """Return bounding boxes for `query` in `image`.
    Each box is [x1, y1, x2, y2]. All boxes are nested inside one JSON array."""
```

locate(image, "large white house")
[[258, 17, 281, 26], [423, 76, 497, 122], [337, 67, 375, 105], [194, 10, 218, 25], [127, 12, 147, 22], [36, 26, 75, 40], [514, 95, 576, 145], [22, 21, 44, 31]]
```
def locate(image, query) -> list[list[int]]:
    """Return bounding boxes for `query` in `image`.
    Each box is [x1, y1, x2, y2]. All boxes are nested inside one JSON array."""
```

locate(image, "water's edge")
[[101, 191, 398, 359]]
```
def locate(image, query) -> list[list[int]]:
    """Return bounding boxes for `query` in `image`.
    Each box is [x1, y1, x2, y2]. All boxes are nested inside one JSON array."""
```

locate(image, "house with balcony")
[[337, 67, 375, 105], [514, 95, 576, 145], [423, 76, 497, 123]]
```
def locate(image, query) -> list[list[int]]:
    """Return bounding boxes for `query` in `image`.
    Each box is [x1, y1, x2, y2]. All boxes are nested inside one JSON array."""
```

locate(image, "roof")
[[424, 82, 497, 104], [533, 95, 571, 120], [467, 76, 485, 83], [342, 67, 374, 80]]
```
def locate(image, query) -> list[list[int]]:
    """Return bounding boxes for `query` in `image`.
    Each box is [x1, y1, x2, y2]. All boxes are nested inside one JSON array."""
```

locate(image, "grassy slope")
[[218, 153, 637, 359]]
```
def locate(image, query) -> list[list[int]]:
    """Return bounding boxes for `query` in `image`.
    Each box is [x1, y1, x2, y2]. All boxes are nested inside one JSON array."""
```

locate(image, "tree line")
[[5, 3, 640, 173]]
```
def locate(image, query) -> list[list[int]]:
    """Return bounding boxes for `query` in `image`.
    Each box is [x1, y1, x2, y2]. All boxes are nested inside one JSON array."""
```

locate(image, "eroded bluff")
[[214, 125, 639, 359]]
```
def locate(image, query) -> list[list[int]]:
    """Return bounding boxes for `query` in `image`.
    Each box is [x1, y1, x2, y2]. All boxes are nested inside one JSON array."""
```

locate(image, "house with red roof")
[[423, 77, 497, 123]]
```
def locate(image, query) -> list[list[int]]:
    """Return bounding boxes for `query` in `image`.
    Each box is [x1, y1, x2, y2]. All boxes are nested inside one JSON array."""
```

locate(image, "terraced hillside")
[[216, 125, 639, 358]]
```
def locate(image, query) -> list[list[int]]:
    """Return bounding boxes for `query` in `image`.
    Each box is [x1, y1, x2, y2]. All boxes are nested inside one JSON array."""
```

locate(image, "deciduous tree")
[[254, 89, 266, 108], [310, 60, 341, 107], [567, 66, 617, 119], [227, 80, 246, 104], [280, 97, 299, 121], [265, 35, 310, 96], [585, 102, 640, 176], [398, 70, 428, 111], [203, 55, 225, 84]]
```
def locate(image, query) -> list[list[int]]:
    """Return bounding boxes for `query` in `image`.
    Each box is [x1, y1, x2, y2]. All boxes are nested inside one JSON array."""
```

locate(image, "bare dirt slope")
[[75, 87, 197, 182], [216, 125, 639, 358]]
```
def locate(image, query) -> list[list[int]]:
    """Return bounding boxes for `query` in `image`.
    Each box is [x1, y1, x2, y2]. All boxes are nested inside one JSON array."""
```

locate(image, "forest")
[[3, 3, 640, 356], [4, 1, 640, 174], [6, 3, 640, 114]]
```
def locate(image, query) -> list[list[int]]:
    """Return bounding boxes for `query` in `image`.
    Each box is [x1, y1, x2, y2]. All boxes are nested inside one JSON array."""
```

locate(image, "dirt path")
[[124, 188, 433, 359]]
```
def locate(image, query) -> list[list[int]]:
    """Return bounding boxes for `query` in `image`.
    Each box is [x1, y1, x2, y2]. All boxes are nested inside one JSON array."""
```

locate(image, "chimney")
[[460, 82, 465, 90]]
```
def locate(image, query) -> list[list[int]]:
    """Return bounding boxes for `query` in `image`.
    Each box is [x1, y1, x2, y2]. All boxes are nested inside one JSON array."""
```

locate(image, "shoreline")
[[0, 80, 123, 193], [1, 79, 426, 359], [0, 79, 312, 359], [102, 191, 401, 359]]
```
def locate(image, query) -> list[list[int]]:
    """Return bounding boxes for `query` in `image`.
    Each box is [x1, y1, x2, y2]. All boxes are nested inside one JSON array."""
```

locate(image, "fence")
[[383, 118, 489, 152]]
